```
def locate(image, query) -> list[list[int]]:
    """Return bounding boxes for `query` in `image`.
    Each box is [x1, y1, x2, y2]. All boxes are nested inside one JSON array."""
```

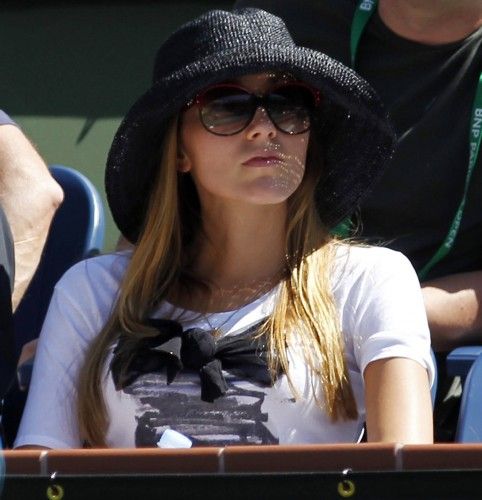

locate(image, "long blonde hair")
[[77, 117, 357, 446]]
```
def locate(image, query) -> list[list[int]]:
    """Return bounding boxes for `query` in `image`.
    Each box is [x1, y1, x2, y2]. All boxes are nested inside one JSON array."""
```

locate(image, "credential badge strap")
[[349, 0, 481, 280]]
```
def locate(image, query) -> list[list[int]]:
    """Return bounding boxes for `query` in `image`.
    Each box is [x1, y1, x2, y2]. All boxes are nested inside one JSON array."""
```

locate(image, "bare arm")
[[364, 357, 433, 443], [0, 123, 64, 310], [422, 271, 482, 352]]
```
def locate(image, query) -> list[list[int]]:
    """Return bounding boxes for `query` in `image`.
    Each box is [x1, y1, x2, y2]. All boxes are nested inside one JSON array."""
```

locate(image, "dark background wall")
[[1, 0, 230, 250]]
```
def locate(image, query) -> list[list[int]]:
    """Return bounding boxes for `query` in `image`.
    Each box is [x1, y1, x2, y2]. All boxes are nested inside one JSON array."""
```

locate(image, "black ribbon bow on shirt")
[[110, 318, 273, 402]]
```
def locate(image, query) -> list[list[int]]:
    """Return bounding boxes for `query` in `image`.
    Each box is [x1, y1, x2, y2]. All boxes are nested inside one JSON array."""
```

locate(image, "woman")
[[15, 8, 433, 449]]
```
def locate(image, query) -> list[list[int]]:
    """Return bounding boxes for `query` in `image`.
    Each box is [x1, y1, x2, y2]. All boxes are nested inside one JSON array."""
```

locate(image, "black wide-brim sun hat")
[[106, 8, 395, 243]]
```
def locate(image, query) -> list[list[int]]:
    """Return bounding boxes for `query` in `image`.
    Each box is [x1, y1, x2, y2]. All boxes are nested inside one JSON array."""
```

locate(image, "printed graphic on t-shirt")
[[123, 371, 279, 446]]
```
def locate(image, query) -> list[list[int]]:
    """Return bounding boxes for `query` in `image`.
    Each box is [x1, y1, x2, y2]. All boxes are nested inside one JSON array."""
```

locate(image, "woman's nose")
[[245, 107, 277, 140]]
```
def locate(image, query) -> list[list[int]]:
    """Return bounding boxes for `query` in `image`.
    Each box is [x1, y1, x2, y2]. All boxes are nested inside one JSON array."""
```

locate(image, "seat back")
[[13, 164, 105, 354], [446, 346, 482, 379], [455, 353, 482, 442], [430, 348, 438, 406]]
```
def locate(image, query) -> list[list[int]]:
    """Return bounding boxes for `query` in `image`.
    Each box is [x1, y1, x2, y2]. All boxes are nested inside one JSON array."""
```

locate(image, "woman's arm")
[[364, 357, 433, 443]]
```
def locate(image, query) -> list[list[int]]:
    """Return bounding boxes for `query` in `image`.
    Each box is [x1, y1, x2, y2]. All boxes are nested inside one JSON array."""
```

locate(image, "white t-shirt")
[[14, 245, 434, 449]]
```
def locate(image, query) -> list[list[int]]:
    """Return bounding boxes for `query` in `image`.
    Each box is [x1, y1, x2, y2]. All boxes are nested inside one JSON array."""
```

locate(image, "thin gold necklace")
[[203, 308, 240, 338]]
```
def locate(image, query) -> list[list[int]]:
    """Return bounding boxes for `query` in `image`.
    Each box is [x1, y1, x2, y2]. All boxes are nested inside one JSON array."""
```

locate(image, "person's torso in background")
[[235, 0, 482, 280]]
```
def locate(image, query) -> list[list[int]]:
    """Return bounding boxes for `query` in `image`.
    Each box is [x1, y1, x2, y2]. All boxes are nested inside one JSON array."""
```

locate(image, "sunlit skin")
[[179, 73, 309, 209], [378, 0, 482, 44], [173, 73, 312, 307]]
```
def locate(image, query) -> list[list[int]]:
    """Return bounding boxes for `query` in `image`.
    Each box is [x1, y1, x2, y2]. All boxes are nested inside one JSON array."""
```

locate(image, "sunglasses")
[[187, 82, 321, 136]]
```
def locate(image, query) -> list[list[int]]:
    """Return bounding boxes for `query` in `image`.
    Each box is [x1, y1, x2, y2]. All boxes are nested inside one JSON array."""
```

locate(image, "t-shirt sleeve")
[[342, 248, 435, 386], [0, 110, 17, 127], [14, 258, 119, 449]]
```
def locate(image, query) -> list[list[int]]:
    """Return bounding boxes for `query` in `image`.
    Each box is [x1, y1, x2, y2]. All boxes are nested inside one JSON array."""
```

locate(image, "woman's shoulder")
[[332, 242, 417, 288], [334, 242, 412, 265], [55, 250, 132, 295]]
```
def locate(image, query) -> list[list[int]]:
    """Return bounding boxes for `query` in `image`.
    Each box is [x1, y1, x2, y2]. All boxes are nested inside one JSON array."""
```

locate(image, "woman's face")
[[178, 73, 311, 208]]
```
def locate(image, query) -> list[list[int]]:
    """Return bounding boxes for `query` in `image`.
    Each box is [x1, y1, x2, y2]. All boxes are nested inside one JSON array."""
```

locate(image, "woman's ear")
[[177, 150, 191, 173]]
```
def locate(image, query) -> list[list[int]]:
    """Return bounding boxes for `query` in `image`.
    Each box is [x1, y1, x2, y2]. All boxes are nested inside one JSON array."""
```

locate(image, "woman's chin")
[[242, 177, 301, 204]]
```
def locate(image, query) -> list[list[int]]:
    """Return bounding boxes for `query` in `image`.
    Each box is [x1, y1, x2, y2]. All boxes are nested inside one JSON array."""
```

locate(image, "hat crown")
[[152, 9, 294, 84]]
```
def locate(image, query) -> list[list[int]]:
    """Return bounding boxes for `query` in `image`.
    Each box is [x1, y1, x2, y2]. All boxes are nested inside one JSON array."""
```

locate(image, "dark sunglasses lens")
[[200, 88, 254, 135], [266, 86, 314, 134]]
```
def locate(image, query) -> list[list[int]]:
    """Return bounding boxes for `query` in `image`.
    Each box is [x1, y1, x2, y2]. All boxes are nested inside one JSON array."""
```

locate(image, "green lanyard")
[[350, 0, 378, 67], [350, 0, 482, 280]]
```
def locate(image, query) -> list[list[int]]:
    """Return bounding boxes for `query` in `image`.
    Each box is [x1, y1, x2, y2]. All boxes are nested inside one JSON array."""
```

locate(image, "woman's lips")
[[242, 156, 283, 166]]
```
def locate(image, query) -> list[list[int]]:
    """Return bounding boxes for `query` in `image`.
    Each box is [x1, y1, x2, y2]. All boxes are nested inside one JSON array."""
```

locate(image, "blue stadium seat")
[[446, 346, 482, 379], [430, 348, 438, 406], [455, 352, 482, 442]]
